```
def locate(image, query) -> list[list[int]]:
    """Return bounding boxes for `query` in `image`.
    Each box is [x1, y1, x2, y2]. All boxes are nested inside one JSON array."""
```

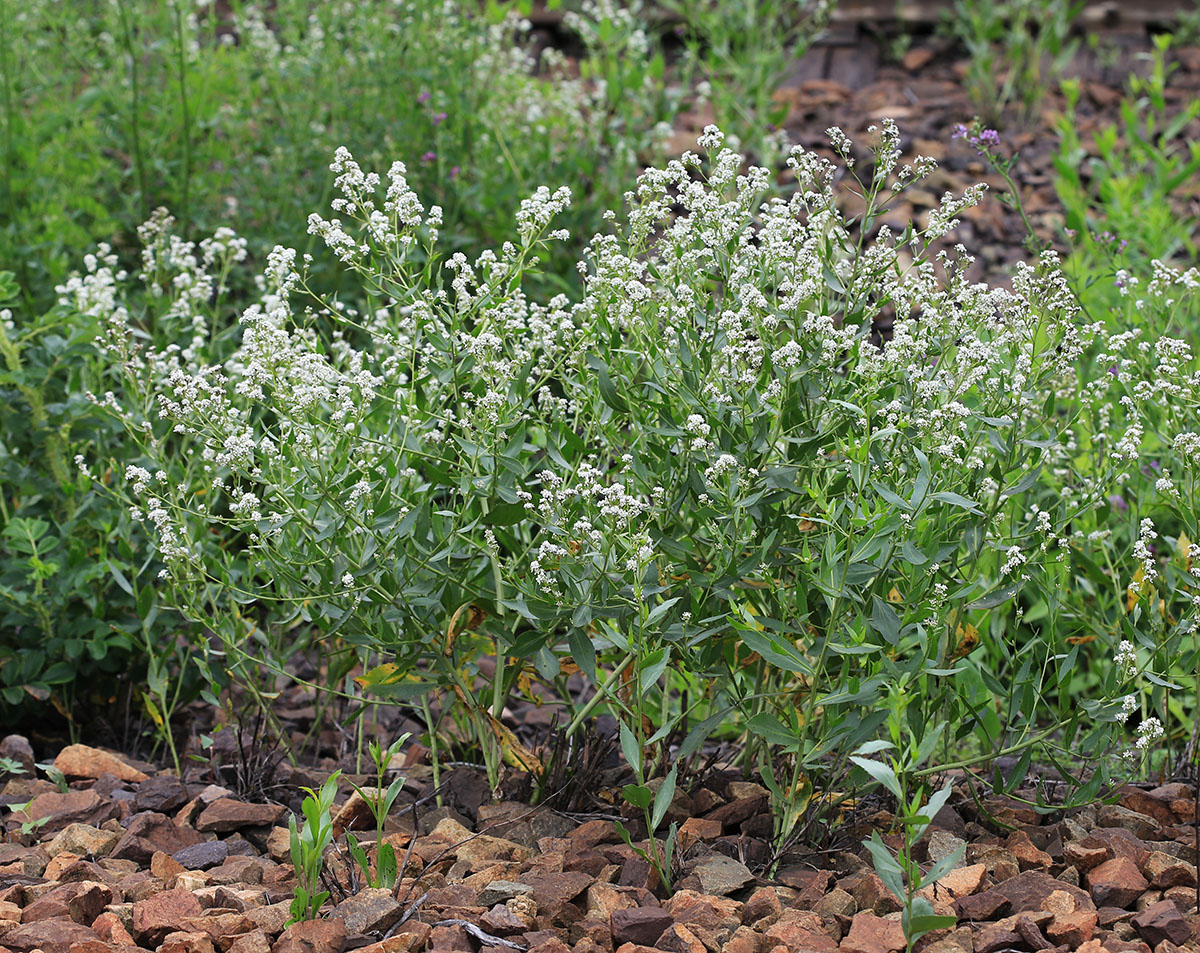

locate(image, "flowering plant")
[[75, 122, 1197, 827]]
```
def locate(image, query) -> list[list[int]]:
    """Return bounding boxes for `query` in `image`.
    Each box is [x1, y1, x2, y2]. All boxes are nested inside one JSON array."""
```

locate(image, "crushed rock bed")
[[1, 739, 1200, 953]]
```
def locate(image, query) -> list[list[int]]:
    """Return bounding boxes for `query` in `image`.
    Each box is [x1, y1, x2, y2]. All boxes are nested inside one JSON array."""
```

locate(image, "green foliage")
[[1054, 35, 1200, 317], [345, 735, 410, 891], [945, 0, 1081, 126], [664, 0, 832, 157], [288, 772, 340, 923], [72, 115, 1200, 842]]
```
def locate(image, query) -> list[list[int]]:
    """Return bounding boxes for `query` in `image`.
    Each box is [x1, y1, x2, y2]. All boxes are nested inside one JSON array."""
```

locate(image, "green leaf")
[[622, 783, 652, 810], [747, 712, 799, 749], [850, 756, 902, 801], [870, 596, 901, 646], [931, 491, 983, 514], [651, 766, 677, 830]]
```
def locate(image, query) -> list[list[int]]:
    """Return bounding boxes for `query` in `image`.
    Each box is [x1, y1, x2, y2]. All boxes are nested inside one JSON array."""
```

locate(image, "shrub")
[[71, 123, 1199, 822]]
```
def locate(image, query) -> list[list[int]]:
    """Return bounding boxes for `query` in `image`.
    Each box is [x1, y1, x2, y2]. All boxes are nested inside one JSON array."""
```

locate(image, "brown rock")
[[228, 930, 274, 953], [160, 930, 218, 953], [665, 889, 744, 930], [428, 922, 473, 950], [841, 912, 906, 953], [1099, 805, 1162, 841], [778, 867, 834, 906], [964, 845, 1019, 883], [916, 864, 986, 903], [17, 790, 119, 834], [1, 918, 101, 952], [333, 887, 403, 935], [815, 887, 858, 918], [44, 824, 120, 860], [658, 922, 708, 953], [1046, 909, 1098, 947], [677, 817, 723, 853], [988, 869, 1095, 914], [21, 881, 114, 925], [111, 811, 204, 864], [519, 869, 594, 911], [54, 745, 148, 783], [1088, 857, 1150, 908], [1143, 852, 1197, 889], [196, 799, 286, 833], [611, 906, 673, 946], [92, 910, 136, 946], [1084, 829, 1149, 866], [1131, 900, 1192, 947], [569, 819, 623, 850], [764, 912, 839, 953], [1006, 831, 1053, 870], [743, 886, 782, 926], [1119, 788, 1178, 827], [272, 917, 348, 952], [705, 795, 768, 831], [586, 882, 638, 920], [131, 886, 204, 946], [1066, 841, 1111, 872], [150, 849, 186, 882], [848, 872, 902, 916]]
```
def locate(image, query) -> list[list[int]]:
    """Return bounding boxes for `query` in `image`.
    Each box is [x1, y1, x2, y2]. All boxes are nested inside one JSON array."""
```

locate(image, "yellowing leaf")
[[485, 713, 544, 774], [949, 622, 979, 661]]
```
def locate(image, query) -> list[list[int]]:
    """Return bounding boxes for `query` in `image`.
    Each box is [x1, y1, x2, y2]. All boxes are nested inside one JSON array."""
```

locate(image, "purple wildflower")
[[1108, 494, 1128, 512]]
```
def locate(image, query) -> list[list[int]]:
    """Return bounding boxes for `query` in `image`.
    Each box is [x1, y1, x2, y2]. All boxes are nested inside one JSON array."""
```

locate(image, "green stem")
[[172, 0, 191, 226], [114, 0, 149, 219]]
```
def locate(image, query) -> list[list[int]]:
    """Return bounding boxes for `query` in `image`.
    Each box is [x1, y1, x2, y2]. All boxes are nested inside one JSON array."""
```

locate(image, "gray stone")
[[478, 879, 534, 907], [173, 840, 230, 871]]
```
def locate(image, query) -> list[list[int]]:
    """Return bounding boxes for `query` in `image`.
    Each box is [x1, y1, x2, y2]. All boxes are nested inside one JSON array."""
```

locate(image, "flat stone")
[[814, 887, 858, 918], [0, 918, 101, 952], [665, 890, 744, 930], [686, 853, 755, 896], [765, 911, 840, 953], [1099, 805, 1162, 840], [54, 745, 149, 783], [478, 879, 534, 906], [841, 912, 906, 953], [927, 831, 967, 865], [271, 917, 347, 953], [111, 811, 204, 864], [135, 776, 189, 813], [1046, 910, 1098, 947], [132, 887, 204, 946], [1131, 899, 1192, 946], [17, 790, 118, 834], [1006, 831, 1053, 870], [160, 930, 217, 953], [1142, 851, 1197, 889], [228, 931, 274, 953], [20, 880, 114, 925], [917, 863, 986, 903], [44, 823, 120, 859], [610, 907, 673, 947], [173, 840, 231, 871], [196, 799, 286, 833], [334, 887, 403, 935], [1088, 857, 1150, 908], [988, 869, 1095, 914]]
